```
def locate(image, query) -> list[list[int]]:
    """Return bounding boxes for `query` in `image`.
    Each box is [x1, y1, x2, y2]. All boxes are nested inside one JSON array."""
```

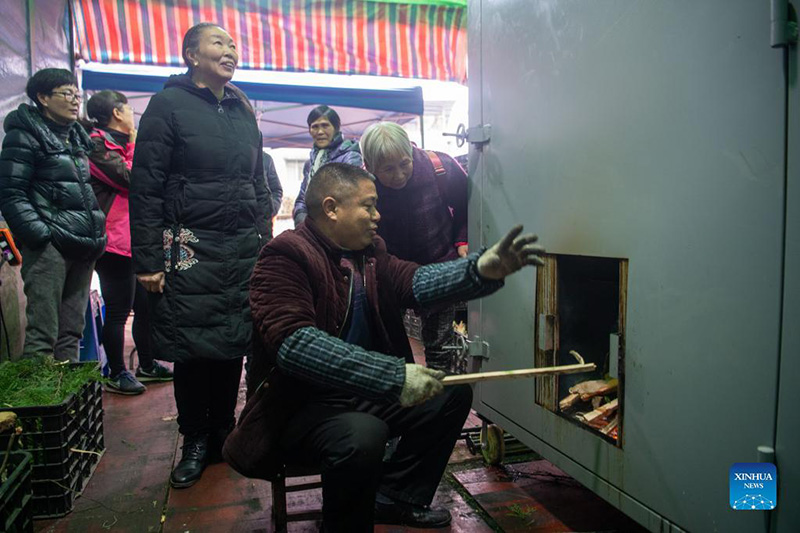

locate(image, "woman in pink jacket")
[[86, 90, 172, 394]]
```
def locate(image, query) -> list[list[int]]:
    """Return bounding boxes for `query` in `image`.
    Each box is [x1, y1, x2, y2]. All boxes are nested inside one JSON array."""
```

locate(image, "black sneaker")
[[135, 361, 174, 382], [374, 499, 452, 528], [105, 370, 146, 395]]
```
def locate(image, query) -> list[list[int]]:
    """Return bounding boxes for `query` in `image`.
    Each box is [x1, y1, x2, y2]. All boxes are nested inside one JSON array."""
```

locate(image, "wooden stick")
[[600, 415, 619, 436], [580, 398, 619, 423], [559, 392, 581, 411], [442, 362, 596, 386]]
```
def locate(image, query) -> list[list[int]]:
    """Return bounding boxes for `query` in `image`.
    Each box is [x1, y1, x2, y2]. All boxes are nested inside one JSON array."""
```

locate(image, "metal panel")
[[773, 23, 800, 533], [469, 1, 787, 532]]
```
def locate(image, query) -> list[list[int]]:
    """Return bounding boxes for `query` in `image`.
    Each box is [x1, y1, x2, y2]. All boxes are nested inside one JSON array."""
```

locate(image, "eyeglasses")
[[50, 91, 82, 102]]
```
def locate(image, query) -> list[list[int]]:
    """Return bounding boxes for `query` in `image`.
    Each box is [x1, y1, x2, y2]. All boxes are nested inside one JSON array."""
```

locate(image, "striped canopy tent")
[[70, 0, 467, 147], [71, 0, 467, 84]]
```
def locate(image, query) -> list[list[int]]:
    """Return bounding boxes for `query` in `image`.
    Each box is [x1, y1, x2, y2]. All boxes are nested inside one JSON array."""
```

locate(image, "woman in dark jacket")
[[130, 23, 271, 488], [85, 90, 172, 396], [291, 105, 363, 226], [263, 151, 283, 216], [0, 68, 106, 361], [360, 121, 469, 374]]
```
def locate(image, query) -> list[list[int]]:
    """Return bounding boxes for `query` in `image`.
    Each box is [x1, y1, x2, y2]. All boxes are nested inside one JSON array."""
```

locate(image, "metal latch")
[[443, 123, 492, 148], [468, 335, 490, 359], [442, 334, 490, 360]]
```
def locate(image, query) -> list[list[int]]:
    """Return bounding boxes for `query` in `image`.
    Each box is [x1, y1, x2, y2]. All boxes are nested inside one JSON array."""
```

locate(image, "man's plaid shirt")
[[276, 252, 502, 402]]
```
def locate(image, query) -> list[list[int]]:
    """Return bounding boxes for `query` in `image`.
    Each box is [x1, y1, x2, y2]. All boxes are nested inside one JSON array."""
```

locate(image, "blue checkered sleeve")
[[412, 251, 504, 307], [277, 326, 406, 401]]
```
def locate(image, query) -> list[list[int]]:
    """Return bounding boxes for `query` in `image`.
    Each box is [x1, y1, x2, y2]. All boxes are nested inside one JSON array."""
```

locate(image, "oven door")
[[467, 1, 789, 532]]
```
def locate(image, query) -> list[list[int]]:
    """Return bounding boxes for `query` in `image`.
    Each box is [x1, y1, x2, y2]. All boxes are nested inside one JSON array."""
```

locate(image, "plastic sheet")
[[0, 0, 71, 145]]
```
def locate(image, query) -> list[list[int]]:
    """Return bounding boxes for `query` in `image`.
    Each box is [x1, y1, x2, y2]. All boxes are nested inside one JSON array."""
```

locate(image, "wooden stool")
[[271, 464, 323, 532]]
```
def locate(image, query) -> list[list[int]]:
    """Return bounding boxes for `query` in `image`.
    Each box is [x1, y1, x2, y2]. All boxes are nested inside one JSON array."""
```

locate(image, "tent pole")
[[419, 115, 425, 149], [68, 0, 75, 73], [26, 0, 35, 77]]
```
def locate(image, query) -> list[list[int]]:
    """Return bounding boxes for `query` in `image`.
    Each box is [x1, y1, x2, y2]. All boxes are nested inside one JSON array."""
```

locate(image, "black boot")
[[170, 433, 209, 488]]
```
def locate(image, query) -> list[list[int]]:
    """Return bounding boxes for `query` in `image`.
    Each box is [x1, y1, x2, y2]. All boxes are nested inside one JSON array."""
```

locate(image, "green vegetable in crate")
[[0, 357, 101, 407]]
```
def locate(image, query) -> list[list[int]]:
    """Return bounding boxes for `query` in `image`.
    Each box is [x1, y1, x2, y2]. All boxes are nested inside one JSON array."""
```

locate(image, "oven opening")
[[535, 254, 628, 446]]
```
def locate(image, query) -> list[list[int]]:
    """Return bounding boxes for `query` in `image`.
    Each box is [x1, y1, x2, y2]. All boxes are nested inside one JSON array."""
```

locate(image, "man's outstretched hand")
[[477, 225, 545, 280]]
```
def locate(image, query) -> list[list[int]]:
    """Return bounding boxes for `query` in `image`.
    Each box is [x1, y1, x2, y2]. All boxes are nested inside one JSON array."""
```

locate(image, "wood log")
[[600, 415, 619, 436], [580, 398, 619, 423], [569, 378, 618, 401], [559, 392, 581, 411], [442, 362, 597, 386]]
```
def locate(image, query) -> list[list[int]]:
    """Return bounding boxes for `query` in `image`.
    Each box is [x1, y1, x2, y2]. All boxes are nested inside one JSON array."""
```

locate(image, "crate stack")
[[0, 451, 33, 533], [0, 380, 104, 518]]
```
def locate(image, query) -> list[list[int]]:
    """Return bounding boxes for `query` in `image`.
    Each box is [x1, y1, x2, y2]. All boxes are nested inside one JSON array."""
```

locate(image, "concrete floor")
[[32, 338, 646, 533]]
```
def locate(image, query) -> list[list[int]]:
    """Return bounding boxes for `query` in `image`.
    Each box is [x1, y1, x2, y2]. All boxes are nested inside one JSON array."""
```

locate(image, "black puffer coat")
[[130, 74, 271, 362], [0, 104, 106, 261]]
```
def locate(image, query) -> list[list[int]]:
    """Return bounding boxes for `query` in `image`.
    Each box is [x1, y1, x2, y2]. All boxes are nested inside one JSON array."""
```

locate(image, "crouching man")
[[226, 163, 544, 532]]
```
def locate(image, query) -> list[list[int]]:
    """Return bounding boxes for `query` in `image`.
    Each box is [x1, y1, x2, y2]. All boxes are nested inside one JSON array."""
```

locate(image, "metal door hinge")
[[771, 0, 798, 47], [443, 123, 492, 148], [443, 335, 490, 360], [466, 124, 492, 147], [757, 445, 776, 464], [468, 336, 490, 359]]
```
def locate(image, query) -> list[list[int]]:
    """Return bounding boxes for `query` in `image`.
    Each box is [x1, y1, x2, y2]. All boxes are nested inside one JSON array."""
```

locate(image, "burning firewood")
[[580, 398, 618, 424], [569, 378, 618, 401], [600, 415, 619, 436], [559, 393, 581, 410]]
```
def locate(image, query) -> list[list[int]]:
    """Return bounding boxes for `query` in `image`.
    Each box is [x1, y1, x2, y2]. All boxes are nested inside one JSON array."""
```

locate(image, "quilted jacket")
[[129, 74, 272, 362], [0, 104, 106, 261]]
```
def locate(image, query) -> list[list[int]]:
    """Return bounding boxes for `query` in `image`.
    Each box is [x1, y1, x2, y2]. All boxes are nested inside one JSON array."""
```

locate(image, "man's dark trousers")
[[279, 384, 473, 532]]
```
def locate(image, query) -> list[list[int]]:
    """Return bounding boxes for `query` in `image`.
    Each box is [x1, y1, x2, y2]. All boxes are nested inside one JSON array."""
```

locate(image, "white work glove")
[[476, 225, 545, 280], [398, 364, 446, 407]]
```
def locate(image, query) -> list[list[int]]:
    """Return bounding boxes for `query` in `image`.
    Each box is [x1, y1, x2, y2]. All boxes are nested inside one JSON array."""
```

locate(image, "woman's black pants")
[[94, 252, 156, 377], [173, 357, 244, 436]]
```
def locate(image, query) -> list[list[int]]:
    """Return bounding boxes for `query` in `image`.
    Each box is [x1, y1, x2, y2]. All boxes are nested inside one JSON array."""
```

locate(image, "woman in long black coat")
[[130, 22, 271, 488]]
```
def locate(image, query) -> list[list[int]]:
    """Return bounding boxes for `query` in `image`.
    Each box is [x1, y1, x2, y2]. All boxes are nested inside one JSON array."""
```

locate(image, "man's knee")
[[446, 384, 473, 414], [325, 413, 389, 471]]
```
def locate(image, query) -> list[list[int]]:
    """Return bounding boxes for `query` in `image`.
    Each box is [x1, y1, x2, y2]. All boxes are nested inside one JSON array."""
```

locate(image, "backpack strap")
[[425, 150, 448, 205], [426, 150, 447, 176]]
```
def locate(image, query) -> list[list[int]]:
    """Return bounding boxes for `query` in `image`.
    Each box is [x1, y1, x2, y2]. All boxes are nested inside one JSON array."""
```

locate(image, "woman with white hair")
[[360, 122, 469, 373]]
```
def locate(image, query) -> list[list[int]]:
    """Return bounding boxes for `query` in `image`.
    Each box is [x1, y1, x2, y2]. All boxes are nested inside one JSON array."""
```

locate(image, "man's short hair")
[[306, 162, 375, 220], [360, 121, 413, 170]]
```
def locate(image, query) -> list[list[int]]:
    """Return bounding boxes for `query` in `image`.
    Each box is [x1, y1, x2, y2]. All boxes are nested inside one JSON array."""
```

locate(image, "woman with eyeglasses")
[[0, 68, 107, 361], [130, 23, 271, 488]]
